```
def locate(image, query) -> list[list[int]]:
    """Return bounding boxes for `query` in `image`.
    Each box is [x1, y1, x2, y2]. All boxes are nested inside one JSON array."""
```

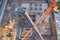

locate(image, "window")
[[32, 15, 35, 17], [55, 11, 58, 13], [35, 3, 37, 7], [30, 3, 32, 6], [30, 7, 32, 10], [56, 20, 59, 23], [39, 8, 42, 10], [35, 8, 37, 10], [40, 4, 42, 6], [38, 13, 40, 14]]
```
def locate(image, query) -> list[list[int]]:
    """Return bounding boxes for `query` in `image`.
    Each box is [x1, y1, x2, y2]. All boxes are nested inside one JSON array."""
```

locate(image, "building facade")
[[18, 0, 52, 40], [54, 10, 60, 40]]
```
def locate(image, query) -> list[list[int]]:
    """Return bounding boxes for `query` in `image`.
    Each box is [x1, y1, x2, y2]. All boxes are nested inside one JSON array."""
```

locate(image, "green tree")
[[56, 2, 60, 9]]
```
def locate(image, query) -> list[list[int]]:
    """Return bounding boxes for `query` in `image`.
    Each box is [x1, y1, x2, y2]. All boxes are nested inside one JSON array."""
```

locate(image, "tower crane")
[[15, 0, 58, 40], [21, 0, 58, 40]]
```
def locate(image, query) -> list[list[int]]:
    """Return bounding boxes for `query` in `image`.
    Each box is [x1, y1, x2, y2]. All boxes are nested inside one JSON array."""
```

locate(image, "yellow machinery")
[[0, 19, 16, 40], [22, 28, 32, 37]]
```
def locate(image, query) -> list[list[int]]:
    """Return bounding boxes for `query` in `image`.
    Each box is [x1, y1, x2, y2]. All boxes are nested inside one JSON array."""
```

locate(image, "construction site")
[[0, 0, 60, 40]]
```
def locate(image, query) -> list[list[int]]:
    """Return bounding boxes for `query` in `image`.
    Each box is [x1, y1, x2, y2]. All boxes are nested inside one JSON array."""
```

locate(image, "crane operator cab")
[[15, 7, 26, 16]]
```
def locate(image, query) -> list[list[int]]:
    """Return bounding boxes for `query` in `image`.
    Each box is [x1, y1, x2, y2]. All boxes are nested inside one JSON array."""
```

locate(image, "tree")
[[56, 2, 60, 9]]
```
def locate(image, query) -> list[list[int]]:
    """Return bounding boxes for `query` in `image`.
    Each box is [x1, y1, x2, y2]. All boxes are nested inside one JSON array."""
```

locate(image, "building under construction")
[[0, 0, 60, 40]]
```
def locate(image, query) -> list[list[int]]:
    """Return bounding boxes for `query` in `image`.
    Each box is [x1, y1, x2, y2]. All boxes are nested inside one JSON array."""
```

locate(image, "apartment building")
[[17, 0, 52, 40], [54, 10, 60, 40]]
